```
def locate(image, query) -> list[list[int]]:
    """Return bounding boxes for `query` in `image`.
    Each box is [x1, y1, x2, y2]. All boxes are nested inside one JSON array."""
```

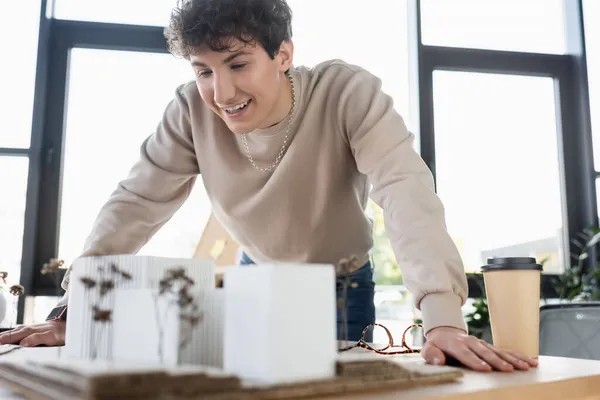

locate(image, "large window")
[[288, 0, 411, 128], [433, 71, 564, 273], [52, 0, 176, 26], [289, 0, 411, 287], [0, 158, 30, 326], [0, 1, 41, 325], [420, 0, 566, 54], [583, 0, 600, 205], [0, 1, 41, 148], [57, 49, 212, 266], [287, 0, 413, 341]]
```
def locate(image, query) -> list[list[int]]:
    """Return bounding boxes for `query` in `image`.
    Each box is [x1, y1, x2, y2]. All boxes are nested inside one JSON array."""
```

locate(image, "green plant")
[[368, 200, 402, 285], [555, 227, 600, 301], [411, 318, 425, 346], [464, 290, 490, 340]]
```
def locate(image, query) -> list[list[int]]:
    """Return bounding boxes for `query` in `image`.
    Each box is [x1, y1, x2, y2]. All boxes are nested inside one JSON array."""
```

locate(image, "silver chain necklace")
[[242, 74, 296, 173]]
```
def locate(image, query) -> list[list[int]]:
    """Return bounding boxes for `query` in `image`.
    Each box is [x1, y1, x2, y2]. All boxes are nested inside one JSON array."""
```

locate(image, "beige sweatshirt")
[[60, 59, 468, 334]]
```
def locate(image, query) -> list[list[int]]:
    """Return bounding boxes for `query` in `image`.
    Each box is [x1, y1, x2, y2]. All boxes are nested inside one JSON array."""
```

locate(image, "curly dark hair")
[[165, 0, 293, 60]]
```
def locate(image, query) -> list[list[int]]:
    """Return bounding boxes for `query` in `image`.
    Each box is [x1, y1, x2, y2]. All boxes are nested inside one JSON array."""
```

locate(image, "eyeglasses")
[[339, 323, 423, 355]]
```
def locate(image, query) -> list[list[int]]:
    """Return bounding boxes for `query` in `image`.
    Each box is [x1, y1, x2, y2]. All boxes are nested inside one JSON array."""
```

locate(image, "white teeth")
[[224, 100, 249, 113]]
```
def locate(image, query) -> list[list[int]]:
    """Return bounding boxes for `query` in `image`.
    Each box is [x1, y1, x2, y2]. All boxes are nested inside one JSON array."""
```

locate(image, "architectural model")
[[63, 256, 216, 363], [63, 255, 338, 384], [0, 255, 464, 399]]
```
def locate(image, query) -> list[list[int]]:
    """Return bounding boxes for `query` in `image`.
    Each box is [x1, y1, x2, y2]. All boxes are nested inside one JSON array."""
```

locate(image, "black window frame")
[[18, 13, 170, 322], [408, 0, 596, 298]]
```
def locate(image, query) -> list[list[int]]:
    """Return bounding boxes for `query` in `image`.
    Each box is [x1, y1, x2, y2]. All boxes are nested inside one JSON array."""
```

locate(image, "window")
[[286, 0, 413, 337], [1, 1, 40, 325], [57, 49, 212, 266], [0, 157, 29, 282], [368, 199, 402, 285], [433, 71, 565, 274], [52, 0, 177, 27], [23, 296, 62, 325], [0, 0, 41, 148], [583, 0, 600, 171], [288, 0, 413, 342], [0, 158, 29, 325], [288, 0, 411, 129], [288, 0, 411, 288], [420, 0, 566, 54], [597, 178, 600, 224]]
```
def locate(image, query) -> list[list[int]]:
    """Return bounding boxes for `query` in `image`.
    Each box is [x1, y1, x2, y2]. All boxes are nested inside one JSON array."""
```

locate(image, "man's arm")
[[60, 83, 200, 292], [335, 65, 468, 335]]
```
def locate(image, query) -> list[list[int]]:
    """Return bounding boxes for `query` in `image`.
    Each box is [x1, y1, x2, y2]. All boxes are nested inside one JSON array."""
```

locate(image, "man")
[[1, 0, 537, 372]]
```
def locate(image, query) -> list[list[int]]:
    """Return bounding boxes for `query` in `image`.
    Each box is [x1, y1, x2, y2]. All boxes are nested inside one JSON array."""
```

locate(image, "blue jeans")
[[239, 253, 376, 342]]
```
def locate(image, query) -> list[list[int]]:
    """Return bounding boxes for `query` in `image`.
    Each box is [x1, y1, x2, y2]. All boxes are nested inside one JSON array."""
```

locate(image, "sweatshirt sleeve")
[[60, 84, 200, 292], [336, 66, 468, 335]]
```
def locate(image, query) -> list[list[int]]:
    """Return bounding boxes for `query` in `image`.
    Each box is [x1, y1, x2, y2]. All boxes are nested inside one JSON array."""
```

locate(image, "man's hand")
[[0, 320, 66, 347], [421, 326, 538, 372]]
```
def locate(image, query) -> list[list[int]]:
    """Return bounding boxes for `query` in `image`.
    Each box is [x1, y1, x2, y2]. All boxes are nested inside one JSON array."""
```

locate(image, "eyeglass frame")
[[339, 323, 423, 355]]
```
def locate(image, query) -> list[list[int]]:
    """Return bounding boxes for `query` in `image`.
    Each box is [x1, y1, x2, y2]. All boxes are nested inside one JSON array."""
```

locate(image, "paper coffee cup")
[[481, 257, 543, 358]]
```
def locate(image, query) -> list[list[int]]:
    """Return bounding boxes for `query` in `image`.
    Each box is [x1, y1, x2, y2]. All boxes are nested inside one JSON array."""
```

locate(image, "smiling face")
[[190, 38, 294, 134]]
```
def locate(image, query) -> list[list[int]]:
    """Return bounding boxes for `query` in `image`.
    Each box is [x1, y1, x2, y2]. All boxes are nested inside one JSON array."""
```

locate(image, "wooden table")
[[329, 355, 600, 400], [1, 349, 599, 399]]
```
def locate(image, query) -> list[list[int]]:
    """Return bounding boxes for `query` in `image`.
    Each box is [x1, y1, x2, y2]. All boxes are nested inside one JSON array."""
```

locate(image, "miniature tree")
[[0, 271, 26, 328], [80, 262, 132, 360], [154, 267, 203, 364], [41, 258, 65, 293]]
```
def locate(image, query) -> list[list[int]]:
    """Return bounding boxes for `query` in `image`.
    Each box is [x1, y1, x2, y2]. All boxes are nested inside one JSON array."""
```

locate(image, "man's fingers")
[[424, 327, 539, 373], [0, 322, 64, 346], [19, 330, 57, 347], [0, 331, 15, 344], [470, 340, 514, 372], [0, 329, 20, 344], [421, 342, 446, 366], [445, 345, 493, 372], [426, 334, 491, 372], [0, 326, 36, 345], [493, 350, 530, 371], [480, 340, 538, 368], [499, 346, 539, 367]]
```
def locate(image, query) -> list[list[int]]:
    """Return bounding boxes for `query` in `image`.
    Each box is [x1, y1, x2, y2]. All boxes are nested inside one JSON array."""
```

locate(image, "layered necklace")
[[241, 74, 296, 173]]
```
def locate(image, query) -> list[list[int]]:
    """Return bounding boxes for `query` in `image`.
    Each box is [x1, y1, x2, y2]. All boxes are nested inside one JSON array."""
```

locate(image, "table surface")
[[1, 349, 600, 400], [328, 355, 600, 400]]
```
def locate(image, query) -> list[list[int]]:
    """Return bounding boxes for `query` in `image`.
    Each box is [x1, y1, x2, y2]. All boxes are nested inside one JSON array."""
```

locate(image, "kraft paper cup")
[[481, 257, 543, 359]]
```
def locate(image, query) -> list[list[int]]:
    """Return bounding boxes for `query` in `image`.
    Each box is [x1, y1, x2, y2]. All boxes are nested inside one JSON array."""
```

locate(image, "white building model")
[[63, 255, 338, 384]]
